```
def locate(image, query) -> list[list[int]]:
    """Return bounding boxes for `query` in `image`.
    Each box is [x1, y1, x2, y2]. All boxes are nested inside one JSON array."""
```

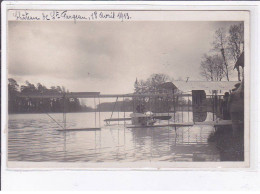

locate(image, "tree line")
[[8, 74, 183, 114], [8, 78, 135, 113], [200, 22, 244, 81], [8, 78, 92, 113]]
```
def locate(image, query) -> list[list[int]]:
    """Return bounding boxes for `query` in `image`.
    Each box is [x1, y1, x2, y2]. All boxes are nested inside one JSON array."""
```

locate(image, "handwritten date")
[[13, 10, 132, 22]]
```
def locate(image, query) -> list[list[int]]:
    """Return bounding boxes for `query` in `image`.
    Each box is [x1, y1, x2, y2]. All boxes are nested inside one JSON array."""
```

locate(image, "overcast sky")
[[8, 21, 240, 94]]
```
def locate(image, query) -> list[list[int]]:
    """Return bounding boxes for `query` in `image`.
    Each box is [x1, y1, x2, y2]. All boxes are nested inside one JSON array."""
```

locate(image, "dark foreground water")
[[8, 112, 221, 162]]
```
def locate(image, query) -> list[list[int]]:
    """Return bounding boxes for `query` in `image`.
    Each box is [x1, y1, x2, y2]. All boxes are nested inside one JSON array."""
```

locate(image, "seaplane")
[[17, 80, 242, 131]]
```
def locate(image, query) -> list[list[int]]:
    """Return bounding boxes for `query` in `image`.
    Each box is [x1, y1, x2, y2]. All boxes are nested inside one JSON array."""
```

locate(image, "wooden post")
[[98, 97, 101, 128], [158, 96, 160, 124], [118, 98, 120, 125], [123, 97, 125, 127], [94, 97, 97, 128], [167, 95, 170, 126], [188, 96, 190, 122], [174, 96, 176, 123], [212, 94, 215, 121], [133, 97, 135, 113], [181, 95, 184, 123], [176, 96, 179, 122], [63, 95, 66, 130], [98, 97, 102, 151], [149, 97, 151, 112]]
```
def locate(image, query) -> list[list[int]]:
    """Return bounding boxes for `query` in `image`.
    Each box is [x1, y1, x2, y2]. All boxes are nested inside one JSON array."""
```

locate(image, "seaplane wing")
[[18, 92, 191, 99], [18, 92, 101, 99]]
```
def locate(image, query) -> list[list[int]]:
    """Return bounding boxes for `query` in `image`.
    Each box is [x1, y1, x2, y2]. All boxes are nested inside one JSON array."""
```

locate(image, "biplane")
[[18, 80, 241, 131]]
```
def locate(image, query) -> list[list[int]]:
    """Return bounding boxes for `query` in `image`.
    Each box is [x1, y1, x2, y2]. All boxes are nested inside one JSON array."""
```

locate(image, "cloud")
[[8, 21, 241, 93]]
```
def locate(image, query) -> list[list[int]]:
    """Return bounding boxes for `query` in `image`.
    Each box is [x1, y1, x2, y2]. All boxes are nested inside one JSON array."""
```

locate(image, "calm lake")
[[8, 112, 220, 162]]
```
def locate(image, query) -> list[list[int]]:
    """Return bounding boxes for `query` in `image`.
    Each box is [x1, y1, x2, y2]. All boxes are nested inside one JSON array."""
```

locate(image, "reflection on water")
[[8, 112, 220, 162]]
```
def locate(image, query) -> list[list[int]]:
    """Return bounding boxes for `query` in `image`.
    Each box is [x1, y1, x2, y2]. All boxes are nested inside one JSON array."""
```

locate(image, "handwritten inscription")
[[12, 10, 132, 22], [13, 11, 41, 21]]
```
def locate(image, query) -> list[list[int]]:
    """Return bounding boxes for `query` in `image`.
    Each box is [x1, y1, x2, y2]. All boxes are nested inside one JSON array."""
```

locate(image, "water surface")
[[8, 112, 220, 162]]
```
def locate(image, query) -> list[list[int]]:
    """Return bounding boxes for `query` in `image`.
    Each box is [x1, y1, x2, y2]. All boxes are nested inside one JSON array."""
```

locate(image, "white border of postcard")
[[2, 1, 260, 191], [1, 0, 258, 171]]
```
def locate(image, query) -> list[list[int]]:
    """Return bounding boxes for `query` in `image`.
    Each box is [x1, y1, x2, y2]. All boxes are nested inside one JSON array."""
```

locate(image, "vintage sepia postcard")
[[2, 4, 251, 170]]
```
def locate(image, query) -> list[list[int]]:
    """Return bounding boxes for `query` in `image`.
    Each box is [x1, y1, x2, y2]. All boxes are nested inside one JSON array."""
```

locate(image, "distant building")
[[158, 80, 240, 95]]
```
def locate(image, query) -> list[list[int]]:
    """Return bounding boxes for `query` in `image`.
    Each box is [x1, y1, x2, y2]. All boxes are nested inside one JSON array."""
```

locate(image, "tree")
[[200, 54, 226, 81], [8, 78, 19, 92], [147, 73, 170, 92], [227, 22, 244, 81], [133, 74, 172, 113], [8, 78, 85, 113], [212, 28, 230, 81], [134, 73, 170, 94], [8, 78, 20, 113], [201, 23, 244, 82]]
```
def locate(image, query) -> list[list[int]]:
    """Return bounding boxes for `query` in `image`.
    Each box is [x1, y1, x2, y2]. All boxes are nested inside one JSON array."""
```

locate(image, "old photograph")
[[5, 10, 249, 168]]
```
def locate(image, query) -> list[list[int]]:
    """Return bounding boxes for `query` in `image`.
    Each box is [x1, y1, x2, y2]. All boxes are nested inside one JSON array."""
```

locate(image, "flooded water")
[[8, 112, 220, 162]]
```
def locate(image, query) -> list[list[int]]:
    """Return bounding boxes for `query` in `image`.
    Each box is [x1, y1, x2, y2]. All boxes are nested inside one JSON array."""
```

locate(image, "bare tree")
[[200, 54, 225, 81], [147, 73, 170, 92], [212, 28, 230, 81], [227, 22, 244, 81], [134, 73, 171, 93]]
